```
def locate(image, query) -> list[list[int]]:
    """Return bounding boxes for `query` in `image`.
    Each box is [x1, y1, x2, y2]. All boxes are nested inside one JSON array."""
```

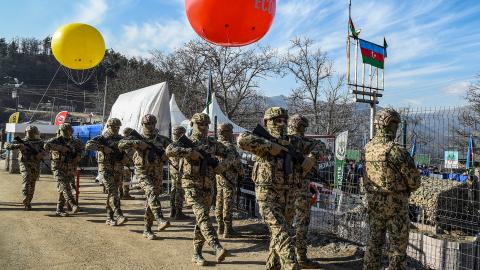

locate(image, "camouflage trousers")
[[292, 185, 311, 260], [54, 170, 77, 212], [184, 187, 221, 248], [364, 193, 410, 270], [170, 172, 184, 211], [19, 162, 40, 206], [257, 186, 299, 270], [137, 173, 164, 228], [100, 170, 123, 218], [215, 177, 234, 227], [121, 168, 132, 197]]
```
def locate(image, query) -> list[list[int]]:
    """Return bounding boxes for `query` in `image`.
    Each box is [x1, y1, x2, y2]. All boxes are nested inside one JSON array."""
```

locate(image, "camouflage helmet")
[[141, 114, 157, 125], [58, 123, 73, 132], [25, 125, 39, 135], [264, 107, 288, 121], [218, 123, 233, 132], [190, 113, 210, 126], [172, 126, 186, 136], [106, 118, 121, 127], [374, 108, 401, 129], [288, 114, 309, 129], [123, 127, 134, 137]]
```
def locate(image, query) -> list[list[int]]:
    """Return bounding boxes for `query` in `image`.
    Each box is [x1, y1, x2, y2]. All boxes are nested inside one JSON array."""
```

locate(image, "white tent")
[[108, 82, 171, 137], [202, 95, 246, 133], [169, 93, 189, 129]]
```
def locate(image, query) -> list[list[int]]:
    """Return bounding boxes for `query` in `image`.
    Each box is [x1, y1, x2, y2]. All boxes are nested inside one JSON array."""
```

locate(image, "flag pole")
[[369, 65, 375, 139], [346, 0, 351, 88]]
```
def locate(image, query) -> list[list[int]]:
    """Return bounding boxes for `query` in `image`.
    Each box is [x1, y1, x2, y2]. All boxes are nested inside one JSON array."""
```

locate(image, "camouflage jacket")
[[364, 136, 421, 194], [237, 131, 295, 188], [166, 134, 230, 189], [216, 139, 244, 185], [6, 138, 46, 164], [288, 134, 328, 186], [118, 131, 170, 175], [44, 136, 84, 172], [86, 133, 126, 171]]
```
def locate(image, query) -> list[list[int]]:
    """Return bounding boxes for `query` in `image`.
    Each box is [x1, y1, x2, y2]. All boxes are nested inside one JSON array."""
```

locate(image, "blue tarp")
[[448, 173, 468, 183], [73, 124, 103, 158]]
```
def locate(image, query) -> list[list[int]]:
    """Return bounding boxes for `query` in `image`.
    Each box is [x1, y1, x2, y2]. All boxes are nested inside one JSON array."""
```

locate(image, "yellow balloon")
[[51, 23, 105, 70]]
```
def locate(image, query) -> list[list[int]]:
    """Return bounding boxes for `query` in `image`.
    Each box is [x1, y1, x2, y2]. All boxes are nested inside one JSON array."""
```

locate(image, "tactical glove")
[[301, 156, 317, 174]]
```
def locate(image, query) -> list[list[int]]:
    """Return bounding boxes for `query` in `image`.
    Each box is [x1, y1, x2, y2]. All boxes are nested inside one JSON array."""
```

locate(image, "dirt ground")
[[0, 170, 363, 270]]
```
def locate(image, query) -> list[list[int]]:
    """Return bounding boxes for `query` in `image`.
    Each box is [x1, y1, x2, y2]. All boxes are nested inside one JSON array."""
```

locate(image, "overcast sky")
[[1, 0, 480, 108]]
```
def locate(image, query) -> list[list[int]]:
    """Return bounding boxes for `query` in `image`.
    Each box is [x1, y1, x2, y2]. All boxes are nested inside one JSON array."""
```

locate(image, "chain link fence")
[[303, 106, 480, 270]]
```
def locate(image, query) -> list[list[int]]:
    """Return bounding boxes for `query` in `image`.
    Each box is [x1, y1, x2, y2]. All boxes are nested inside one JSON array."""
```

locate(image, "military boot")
[[106, 209, 116, 226], [115, 209, 128, 225], [216, 220, 224, 236], [143, 226, 156, 240], [56, 203, 68, 217], [213, 243, 227, 263], [223, 223, 236, 238], [191, 244, 206, 266], [157, 217, 171, 231], [297, 255, 322, 269], [70, 204, 80, 214]]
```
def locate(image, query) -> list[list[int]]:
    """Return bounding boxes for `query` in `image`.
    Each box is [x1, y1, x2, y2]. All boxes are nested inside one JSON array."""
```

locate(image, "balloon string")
[[28, 64, 62, 122]]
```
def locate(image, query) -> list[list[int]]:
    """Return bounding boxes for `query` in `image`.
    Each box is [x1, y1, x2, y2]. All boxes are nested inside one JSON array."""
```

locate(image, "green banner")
[[414, 154, 430, 166], [346, 149, 361, 161], [334, 131, 348, 188]]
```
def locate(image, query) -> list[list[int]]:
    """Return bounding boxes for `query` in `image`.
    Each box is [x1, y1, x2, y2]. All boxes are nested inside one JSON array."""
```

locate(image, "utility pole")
[[102, 75, 108, 125]]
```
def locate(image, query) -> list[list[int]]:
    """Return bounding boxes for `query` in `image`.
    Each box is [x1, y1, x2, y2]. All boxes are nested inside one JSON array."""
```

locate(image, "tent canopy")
[[169, 93, 189, 129], [202, 95, 246, 133], [108, 82, 171, 137]]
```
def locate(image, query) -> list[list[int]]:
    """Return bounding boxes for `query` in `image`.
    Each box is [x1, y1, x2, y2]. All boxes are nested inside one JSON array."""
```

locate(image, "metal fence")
[[305, 106, 480, 270]]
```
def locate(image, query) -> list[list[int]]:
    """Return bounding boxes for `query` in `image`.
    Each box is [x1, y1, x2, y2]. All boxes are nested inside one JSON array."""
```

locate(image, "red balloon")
[[185, 0, 276, 47]]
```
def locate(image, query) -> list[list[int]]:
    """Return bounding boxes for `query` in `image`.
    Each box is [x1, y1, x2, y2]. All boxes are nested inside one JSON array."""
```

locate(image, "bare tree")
[[284, 37, 353, 135], [151, 39, 280, 122]]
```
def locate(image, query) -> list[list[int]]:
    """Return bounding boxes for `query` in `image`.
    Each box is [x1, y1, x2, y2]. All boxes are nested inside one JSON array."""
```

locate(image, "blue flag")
[[410, 136, 417, 158], [466, 135, 474, 170]]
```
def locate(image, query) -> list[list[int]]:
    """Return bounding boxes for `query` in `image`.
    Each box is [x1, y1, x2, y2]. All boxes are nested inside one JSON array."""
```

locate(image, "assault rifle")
[[124, 129, 165, 162], [252, 124, 305, 175], [55, 136, 78, 163], [178, 134, 219, 176], [13, 136, 51, 170], [91, 135, 124, 162]]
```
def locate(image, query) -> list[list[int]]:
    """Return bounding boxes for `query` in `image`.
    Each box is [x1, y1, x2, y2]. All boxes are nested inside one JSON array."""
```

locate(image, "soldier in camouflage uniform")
[[6, 125, 47, 210], [121, 127, 135, 200], [118, 115, 171, 240], [237, 107, 299, 270], [287, 114, 327, 269], [86, 118, 128, 226], [44, 123, 84, 216], [169, 126, 188, 220], [166, 113, 228, 266], [215, 123, 245, 238], [364, 108, 421, 270]]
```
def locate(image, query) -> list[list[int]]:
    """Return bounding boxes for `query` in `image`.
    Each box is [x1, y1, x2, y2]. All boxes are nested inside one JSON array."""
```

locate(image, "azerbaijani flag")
[[349, 17, 358, 39], [359, 39, 385, 69]]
